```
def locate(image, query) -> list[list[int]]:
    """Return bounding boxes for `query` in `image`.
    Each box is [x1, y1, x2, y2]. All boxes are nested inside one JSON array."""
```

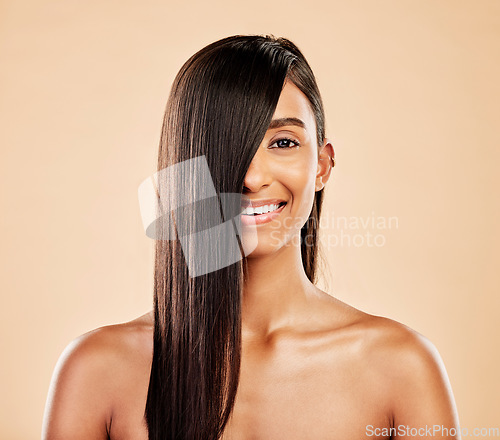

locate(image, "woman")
[[42, 35, 460, 439]]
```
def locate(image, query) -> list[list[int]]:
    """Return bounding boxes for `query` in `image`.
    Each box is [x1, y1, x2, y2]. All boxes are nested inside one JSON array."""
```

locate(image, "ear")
[[315, 139, 335, 191]]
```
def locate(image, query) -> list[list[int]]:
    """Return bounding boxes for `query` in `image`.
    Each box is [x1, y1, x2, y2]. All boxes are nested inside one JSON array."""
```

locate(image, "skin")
[[42, 81, 461, 439]]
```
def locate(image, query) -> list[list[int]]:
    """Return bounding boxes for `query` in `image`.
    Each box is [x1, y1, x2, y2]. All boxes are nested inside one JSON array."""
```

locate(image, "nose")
[[242, 147, 272, 193]]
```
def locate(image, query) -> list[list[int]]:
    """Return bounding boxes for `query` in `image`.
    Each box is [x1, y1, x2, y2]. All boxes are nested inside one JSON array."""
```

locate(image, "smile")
[[239, 202, 287, 226]]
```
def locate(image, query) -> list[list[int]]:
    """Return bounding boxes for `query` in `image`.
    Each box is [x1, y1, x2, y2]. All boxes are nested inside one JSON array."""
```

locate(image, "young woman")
[[42, 35, 460, 440]]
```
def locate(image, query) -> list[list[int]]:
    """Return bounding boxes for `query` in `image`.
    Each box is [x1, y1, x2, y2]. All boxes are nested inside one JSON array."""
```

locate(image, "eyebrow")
[[268, 117, 306, 130]]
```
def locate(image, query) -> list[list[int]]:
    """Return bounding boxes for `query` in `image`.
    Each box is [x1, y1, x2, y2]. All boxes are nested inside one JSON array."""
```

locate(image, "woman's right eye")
[[269, 137, 300, 149]]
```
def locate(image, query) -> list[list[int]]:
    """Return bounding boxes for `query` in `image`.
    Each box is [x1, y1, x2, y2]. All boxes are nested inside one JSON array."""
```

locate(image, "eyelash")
[[269, 137, 301, 149]]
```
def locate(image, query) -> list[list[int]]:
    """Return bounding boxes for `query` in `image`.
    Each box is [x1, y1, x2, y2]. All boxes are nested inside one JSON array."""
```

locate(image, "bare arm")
[[42, 330, 115, 439], [386, 327, 461, 439]]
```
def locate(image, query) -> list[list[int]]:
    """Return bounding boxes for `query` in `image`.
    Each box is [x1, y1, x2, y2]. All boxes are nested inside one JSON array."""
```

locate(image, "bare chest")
[[220, 343, 390, 440], [109, 340, 391, 440]]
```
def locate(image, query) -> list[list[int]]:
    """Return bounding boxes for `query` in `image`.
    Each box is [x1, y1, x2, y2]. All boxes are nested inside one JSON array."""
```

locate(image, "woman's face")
[[240, 80, 333, 257]]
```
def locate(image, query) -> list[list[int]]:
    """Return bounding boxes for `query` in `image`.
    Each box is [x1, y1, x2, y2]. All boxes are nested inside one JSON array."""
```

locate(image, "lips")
[[239, 201, 287, 226], [240, 201, 286, 216], [240, 198, 287, 209]]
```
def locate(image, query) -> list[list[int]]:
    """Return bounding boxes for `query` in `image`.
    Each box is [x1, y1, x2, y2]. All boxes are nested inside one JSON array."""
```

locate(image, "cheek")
[[276, 159, 317, 209]]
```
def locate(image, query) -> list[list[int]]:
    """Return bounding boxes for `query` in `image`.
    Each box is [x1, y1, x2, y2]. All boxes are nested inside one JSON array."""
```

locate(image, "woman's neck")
[[241, 242, 319, 342]]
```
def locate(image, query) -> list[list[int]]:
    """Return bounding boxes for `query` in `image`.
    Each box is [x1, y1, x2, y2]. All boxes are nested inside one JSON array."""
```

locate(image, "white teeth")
[[241, 203, 282, 216]]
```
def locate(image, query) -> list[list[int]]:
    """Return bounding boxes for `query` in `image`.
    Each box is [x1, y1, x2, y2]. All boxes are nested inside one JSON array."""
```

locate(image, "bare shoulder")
[[362, 315, 459, 432], [316, 291, 446, 374], [42, 311, 154, 440], [53, 310, 153, 377], [352, 311, 450, 388], [319, 293, 459, 433]]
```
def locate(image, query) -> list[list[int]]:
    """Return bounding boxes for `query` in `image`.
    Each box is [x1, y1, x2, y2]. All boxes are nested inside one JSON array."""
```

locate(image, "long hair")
[[145, 34, 326, 440]]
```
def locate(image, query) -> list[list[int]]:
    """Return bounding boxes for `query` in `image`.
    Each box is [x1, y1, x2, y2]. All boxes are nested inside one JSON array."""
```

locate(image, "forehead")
[[272, 80, 316, 132]]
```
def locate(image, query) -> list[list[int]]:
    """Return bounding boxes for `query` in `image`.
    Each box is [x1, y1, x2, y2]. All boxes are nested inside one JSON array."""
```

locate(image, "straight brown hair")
[[145, 34, 327, 440]]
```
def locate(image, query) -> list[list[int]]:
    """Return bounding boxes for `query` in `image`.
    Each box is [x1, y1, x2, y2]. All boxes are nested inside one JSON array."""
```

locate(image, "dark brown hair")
[[145, 34, 326, 439]]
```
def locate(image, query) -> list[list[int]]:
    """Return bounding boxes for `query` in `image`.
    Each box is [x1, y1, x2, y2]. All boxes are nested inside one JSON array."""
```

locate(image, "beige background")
[[1, 0, 499, 438]]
